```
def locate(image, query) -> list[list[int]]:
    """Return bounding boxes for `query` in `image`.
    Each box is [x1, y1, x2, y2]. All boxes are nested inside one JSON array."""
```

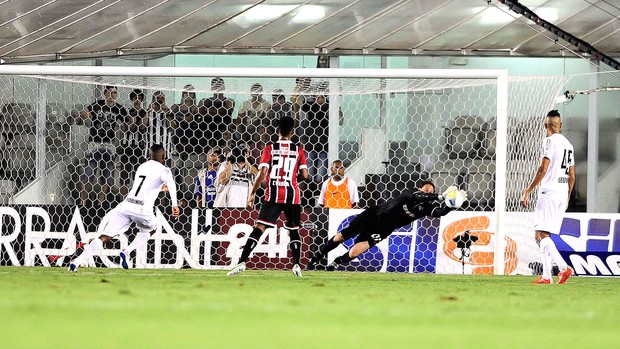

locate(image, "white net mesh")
[[0, 67, 568, 274]]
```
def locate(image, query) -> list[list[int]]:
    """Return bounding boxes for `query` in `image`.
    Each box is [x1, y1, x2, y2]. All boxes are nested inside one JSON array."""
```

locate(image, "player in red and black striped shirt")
[[227, 116, 309, 277]]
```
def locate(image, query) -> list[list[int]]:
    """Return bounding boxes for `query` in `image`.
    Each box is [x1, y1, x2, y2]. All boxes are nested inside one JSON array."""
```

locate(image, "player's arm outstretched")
[[416, 185, 468, 217]]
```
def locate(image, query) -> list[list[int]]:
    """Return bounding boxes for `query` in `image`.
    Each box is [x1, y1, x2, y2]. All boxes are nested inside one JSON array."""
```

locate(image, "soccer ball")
[[445, 190, 466, 209]]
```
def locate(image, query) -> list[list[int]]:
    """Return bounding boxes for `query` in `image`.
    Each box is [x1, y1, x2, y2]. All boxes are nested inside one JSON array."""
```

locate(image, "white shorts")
[[534, 193, 567, 235], [97, 205, 157, 237]]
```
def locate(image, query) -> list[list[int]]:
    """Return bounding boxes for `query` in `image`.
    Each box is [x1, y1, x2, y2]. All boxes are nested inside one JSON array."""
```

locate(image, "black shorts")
[[257, 201, 301, 230], [340, 207, 392, 246]]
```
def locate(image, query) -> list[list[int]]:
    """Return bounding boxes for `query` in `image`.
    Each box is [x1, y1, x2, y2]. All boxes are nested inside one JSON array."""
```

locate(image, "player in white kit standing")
[[69, 144, 180, 272], [520, 110, 575, 284]]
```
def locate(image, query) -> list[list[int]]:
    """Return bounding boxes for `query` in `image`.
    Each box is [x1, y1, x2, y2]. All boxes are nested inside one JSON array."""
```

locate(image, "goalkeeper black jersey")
[[374, 189, 452, 231]]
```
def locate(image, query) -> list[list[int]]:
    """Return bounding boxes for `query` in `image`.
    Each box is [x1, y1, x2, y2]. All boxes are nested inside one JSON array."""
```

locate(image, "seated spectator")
[[194, 147, 222, 208], [214, 146, 258, 208], [198, 77, 235, 148], [318, 160, 359, 208]]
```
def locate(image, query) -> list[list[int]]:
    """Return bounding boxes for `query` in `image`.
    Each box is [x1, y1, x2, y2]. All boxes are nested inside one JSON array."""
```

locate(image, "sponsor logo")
[[559, 251, 620, 276], [441, 216, 518, 274], [0, 206, 316, 270], [331, 211, 452, 273]]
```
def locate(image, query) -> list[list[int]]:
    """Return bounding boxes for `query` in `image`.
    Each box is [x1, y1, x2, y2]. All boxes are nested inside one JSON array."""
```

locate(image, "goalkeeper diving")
[[307, 180, 467, 270]]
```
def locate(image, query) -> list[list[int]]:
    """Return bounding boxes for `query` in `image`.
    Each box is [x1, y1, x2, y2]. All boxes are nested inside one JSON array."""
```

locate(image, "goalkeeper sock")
[[125, 232, 150, 254], [310, 236, 341, 264], [334, 251, 354, 265], [74, 238, 103, 266], [541, 237, 568, 271], [289, 229, 301, 265], [239, 228, 264, 263]]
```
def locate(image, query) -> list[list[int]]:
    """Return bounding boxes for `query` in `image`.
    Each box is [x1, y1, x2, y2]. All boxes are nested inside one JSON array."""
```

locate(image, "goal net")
[[0, 65, 568, 274]]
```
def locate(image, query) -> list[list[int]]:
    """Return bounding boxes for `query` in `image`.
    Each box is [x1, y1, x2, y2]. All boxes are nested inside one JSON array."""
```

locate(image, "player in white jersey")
[[69, 144, 180, 272], [520, 110, 575, 284]]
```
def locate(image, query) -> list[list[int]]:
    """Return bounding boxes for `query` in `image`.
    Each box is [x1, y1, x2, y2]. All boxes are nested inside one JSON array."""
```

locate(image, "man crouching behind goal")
[[69, 144, 180, 272]]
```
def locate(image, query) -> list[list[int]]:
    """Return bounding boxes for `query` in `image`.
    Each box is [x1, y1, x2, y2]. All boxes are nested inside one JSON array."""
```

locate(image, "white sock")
[[125, 232, 150, 254], [539, 248, 552, 280], [539, 238, 553, 280], [541, 236, 568, 271], [74, 238, 103, 266]]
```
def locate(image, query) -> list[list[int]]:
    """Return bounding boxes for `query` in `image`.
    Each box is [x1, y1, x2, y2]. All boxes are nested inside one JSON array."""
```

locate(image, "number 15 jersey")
[[258, 140, 308, 204]]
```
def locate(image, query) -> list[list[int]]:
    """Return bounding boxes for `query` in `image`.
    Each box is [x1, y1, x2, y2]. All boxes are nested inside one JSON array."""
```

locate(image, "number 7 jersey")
[[259, 140, 308, 204], [124, 159, 178, 212]]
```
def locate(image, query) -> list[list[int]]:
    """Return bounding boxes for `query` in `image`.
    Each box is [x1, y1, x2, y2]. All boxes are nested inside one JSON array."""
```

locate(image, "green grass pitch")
[[0, 267, 618, 349]]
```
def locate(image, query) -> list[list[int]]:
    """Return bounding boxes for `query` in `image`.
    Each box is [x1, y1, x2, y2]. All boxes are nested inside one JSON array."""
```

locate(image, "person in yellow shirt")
[[318, 160, 359, 208]]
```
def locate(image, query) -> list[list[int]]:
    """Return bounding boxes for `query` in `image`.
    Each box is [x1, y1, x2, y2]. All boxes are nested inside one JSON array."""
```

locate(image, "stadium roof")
[[0, 0, 619, 64]]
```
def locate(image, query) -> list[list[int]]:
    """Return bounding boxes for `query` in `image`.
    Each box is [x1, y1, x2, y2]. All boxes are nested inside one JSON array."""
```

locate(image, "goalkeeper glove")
[[439, 185, 458, 200], [458, 190, 468, 202], [444, 189, 469, 209]]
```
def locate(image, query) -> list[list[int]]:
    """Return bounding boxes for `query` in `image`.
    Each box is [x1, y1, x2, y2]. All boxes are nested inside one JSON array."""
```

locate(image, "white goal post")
[[0, 65, 568, 275]]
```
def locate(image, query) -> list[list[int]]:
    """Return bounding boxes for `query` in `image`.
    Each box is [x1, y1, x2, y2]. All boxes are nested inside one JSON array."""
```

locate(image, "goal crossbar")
[[0, 65, 507, 80]]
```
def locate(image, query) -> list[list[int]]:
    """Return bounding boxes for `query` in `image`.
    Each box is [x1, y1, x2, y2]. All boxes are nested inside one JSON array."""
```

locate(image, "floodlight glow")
[[291, 5, 326, 24], [476, 7, 516, 25], [233, 5, 297, 28]]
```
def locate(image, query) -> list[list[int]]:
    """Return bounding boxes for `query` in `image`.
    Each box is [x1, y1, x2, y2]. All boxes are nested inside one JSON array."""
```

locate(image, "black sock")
[[311, 236, 341, 264], [289, 229, 301, 265], [334, 251, 353, 265], [239, 228, 263, 263]]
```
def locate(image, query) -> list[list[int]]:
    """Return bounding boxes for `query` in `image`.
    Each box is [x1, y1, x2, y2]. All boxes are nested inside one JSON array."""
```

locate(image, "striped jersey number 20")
[[270, 155, 296, 185]]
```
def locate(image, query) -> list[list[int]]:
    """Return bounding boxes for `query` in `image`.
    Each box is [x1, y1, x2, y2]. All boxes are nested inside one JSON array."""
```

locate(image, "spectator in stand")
[[149, 91, 170, 113], [146, 91, 173, 156], [291, 77, 311, 120], [194, 147, 222, 208], [318, 160, 359, 208], [171, 84, 200, 156], [198, 77, 235, 149], [267, 88, 292, 128], [236, 83, 270, 140], [300, 89, 332, 183], [119, 89, 148, 197], [248, 125, 272, 164], [218, 129, 234, 156], [79, 85, 127, 207], [215, 146, 258, 208]]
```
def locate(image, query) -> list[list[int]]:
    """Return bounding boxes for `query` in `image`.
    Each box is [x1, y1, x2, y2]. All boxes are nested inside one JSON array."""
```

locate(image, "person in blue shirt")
[[194, 147, 222, 208]]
